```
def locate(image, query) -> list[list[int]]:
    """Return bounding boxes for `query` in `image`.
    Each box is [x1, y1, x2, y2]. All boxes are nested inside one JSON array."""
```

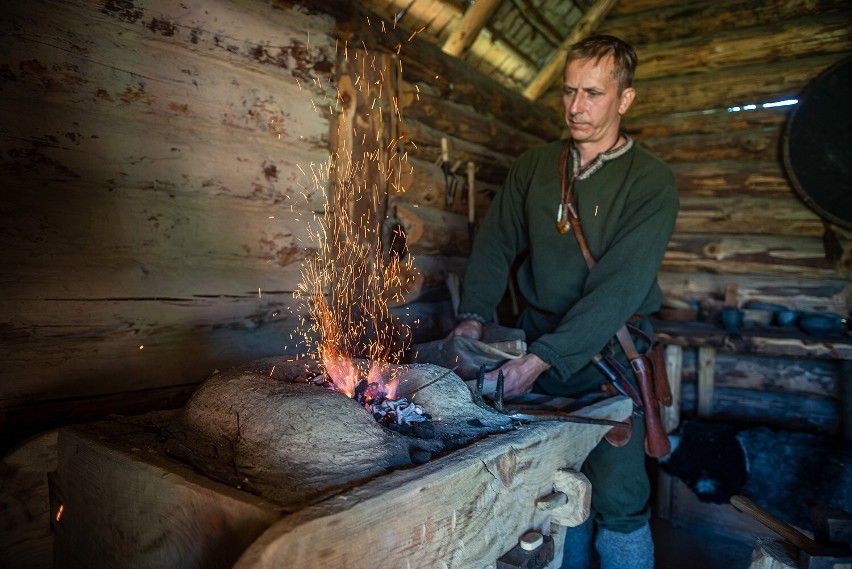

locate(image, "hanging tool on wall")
[[440, 137, 453, 206], [440, 137, 463, 207], [466, 160, 477, 250]]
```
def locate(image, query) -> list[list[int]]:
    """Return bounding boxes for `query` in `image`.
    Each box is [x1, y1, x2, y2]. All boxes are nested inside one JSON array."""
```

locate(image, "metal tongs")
[[470, 365, 628, 428]]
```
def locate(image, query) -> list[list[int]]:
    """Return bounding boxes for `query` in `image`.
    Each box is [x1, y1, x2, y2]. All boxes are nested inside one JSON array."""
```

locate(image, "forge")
[[48, 356, 630, 569]]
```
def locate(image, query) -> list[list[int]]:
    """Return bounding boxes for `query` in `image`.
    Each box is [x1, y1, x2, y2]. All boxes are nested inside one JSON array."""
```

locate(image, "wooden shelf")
[[650, 318, 852, 361]]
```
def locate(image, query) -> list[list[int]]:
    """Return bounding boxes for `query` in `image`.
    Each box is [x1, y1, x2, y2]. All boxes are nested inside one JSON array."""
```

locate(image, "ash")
[[352, 378, 428, 426]]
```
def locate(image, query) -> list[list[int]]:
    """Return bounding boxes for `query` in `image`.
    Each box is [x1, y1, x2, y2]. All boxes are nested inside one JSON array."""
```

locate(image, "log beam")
[[641, 127, 782, 164], [629, 53, 845, 118], [396, 156, 500, 217], [626, 106, 789, 140], [657, 271, 851, 315], [399, 84, 546, 160], [632, 14, 852, 81], [603, 0, 850, 45], [662, 234, 836, 277], [652, 321, 852, 361], [395, 202, 471, 256], [670, 161, 794, 197], [442, 0, 502, 57], [675, 196, 824, 237]]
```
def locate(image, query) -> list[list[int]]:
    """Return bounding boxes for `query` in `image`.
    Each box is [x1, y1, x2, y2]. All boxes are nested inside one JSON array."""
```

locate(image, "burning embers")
[[352, 379, 427, 427], [320, 358, 432, 434]]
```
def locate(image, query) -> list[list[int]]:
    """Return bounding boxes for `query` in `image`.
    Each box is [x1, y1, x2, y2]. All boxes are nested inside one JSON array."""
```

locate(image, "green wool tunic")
[[459, 136, 678, 396], [458, 136, 678, 533]]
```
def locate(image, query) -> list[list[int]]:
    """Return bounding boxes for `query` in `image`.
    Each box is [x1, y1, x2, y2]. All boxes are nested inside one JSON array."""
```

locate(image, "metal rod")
[[494, 370, 505, 412]]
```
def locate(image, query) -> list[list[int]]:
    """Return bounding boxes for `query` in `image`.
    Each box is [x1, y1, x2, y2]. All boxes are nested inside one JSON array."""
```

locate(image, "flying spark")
[[292, 24, 420, 399]]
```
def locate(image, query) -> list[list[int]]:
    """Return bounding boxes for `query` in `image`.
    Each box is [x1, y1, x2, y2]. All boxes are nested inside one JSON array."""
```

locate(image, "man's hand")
[[486, 353, 551, 399], [451, 319, 483, 340]]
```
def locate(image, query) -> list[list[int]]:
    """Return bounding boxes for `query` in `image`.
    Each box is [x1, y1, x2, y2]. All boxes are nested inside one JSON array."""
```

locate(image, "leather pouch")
[[646, 343, 673, 407]]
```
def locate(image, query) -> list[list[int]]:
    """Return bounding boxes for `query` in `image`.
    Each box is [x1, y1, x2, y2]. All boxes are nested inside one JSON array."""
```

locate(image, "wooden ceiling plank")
[[522, 0, 619, 100], [442, 0, 502, 57], [480, 26, 539, 67]]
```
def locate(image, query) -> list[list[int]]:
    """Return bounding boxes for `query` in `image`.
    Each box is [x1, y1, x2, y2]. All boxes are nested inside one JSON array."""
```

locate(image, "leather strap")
[[558, 140, 671, 458], [558, 141, 642, 362]]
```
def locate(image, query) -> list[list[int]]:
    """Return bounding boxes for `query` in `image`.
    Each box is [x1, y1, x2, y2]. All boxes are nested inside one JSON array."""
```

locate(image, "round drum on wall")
[[783, 55, 852, 230]]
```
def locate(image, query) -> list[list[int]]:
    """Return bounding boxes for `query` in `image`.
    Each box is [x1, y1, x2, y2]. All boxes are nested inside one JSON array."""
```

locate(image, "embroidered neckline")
[[556, 135, 633, 234], [571, 134, 634, 180]]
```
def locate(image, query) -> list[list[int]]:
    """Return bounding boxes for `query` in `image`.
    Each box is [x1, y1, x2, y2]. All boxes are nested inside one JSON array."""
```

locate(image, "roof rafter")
[[522, 0, 619, 100], [509, 0, 563, 47], [442, 0, 502, 57]]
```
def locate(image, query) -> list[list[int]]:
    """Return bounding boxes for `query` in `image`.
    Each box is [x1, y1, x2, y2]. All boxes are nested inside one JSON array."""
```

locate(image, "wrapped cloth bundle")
[[412, 324, 527, 394]]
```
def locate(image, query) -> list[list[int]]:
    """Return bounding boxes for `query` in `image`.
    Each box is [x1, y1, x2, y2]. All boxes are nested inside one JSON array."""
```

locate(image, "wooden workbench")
[[49, 397, 630, 568]]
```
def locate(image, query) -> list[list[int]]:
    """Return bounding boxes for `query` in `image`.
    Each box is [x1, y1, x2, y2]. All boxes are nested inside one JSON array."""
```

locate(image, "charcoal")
[[412, 421, 436, 439]]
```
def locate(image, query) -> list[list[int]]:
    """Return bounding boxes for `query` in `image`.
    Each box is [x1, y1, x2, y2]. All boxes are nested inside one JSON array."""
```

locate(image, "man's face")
[[562, 55, 635, 145]]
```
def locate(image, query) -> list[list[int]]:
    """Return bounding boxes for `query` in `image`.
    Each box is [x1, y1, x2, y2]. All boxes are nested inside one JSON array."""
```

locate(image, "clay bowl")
[[721, 307, 744, 332], [775, 309, 801, 327]]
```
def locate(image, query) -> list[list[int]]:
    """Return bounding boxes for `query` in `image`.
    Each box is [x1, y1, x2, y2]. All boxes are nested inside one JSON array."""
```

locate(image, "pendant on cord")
[[556, 203, 571, 234]]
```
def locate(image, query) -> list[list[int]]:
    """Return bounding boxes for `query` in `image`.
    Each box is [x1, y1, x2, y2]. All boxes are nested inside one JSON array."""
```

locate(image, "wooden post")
[[442, 0, 501, 57], [656, 471, 674, 522], [841, 360, 852, 441], [522, 0, 619, 101], [662, 344, 683, 433], [0, 430, 58, 569], [697, 347, 717, 419], [332, 50, 394, 248], [724, 283, 739, 307]]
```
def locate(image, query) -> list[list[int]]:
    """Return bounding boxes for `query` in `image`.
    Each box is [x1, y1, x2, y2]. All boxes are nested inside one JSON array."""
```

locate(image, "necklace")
[[556, 136, 621, 234]]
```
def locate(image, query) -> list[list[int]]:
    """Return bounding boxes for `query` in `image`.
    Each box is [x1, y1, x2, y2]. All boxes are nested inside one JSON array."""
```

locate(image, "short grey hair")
[[566, 35, 638, 92]]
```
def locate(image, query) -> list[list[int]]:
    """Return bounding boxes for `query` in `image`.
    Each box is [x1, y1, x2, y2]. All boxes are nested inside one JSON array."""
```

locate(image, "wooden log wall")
[[5, 0, 849, 448], [593, 0, 852, 311], [0, 0, 337, 449], [676, 347, 842, 434]]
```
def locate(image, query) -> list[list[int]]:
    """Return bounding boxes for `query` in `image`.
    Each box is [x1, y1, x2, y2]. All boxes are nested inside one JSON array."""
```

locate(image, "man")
[[452, 35, 678, 569]]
